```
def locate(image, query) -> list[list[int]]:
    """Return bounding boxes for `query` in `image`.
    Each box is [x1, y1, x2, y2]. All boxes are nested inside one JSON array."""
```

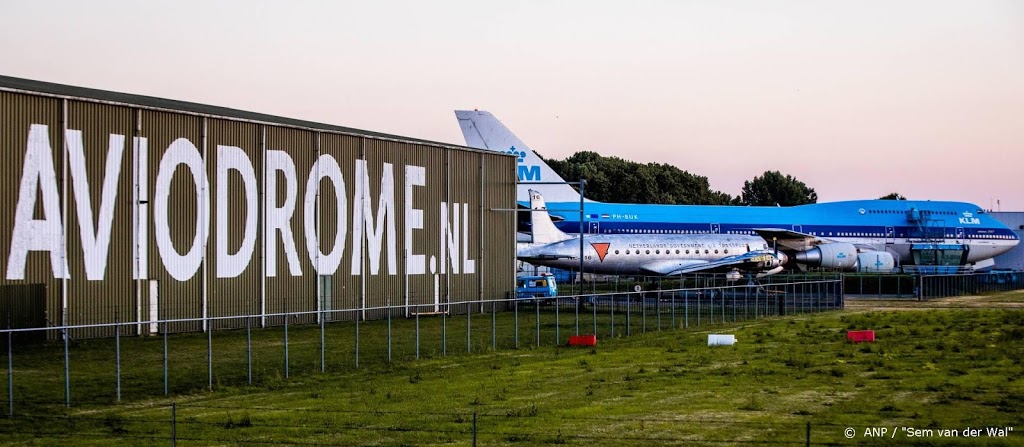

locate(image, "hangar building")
[[992, 212, 1024, 270], [0, 76, 516, 338]]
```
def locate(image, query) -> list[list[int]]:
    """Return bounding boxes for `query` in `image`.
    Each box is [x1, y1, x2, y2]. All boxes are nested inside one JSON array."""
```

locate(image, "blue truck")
[[516, 274, 558, 301]]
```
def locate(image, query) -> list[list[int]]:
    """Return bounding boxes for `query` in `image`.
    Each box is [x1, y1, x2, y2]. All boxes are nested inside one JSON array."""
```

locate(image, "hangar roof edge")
[[0, 75, 507, 157]]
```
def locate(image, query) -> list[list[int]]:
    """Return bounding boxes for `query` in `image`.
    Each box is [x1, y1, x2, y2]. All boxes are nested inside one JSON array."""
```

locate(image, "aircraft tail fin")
[[528, 189, 574, 244], [455, 110, 588, 203]]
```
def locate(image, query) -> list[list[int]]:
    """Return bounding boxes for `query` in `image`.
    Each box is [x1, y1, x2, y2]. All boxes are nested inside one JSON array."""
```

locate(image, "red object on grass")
[[568, 334, 597, 346], [847, 330, 875, 343]]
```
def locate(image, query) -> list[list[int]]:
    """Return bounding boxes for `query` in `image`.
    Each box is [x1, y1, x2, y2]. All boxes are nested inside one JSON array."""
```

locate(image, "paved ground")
[[845, 292, 1024, 311]]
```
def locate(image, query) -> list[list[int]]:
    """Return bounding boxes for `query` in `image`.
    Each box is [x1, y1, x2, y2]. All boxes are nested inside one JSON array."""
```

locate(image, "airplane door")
[[588, 221, 600, 234], [792, 224, 802, 233], [885, 226, 895, 244], [955, 227, 964, 240], [711, 223, 720, 234]]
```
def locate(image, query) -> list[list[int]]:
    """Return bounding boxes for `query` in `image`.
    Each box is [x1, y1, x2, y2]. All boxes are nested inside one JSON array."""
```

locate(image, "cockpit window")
[[976, 209, 986, 214]]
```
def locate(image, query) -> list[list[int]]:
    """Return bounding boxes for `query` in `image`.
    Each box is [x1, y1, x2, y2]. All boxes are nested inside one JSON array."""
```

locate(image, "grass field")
[[1, 293, 1022, 446]]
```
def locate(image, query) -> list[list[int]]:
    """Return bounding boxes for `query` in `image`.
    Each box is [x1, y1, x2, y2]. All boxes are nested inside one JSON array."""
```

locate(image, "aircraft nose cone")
[[778, 252, 789, 265]]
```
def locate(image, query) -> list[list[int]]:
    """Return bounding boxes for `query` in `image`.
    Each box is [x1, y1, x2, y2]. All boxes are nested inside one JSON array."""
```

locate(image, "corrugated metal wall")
[[207, 118, 262, 330], [0, 92, 63, 331], [0, 87, 515, 338]]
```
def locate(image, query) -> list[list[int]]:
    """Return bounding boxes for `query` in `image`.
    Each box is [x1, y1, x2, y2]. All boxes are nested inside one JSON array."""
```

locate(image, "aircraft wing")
[[636, 259, 710, 276], [750, 228, 824, 252], [639, 252, 785, 276], [750, 228, 879, 253]]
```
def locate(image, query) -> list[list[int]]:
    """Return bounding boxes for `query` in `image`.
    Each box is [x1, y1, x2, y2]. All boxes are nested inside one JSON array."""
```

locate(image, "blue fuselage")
[[537, 199, 1018, 265]]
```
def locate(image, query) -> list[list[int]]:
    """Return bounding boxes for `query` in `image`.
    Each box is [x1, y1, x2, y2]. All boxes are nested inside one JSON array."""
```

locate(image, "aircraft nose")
[[777, 252, 789, 265]]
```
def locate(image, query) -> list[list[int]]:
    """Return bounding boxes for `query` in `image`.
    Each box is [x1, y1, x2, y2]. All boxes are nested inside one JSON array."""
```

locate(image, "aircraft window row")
[[836, 232, 890, 237], [614, 248, 724, 256], [605, 227, 1010, 240], [965, 234, 1015, 239], [613, 229, 714, 234], [868, 209, 961, 216]]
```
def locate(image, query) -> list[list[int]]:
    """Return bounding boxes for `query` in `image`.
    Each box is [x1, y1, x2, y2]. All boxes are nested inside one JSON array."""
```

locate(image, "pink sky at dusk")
[[2, 1, 1021, 209]]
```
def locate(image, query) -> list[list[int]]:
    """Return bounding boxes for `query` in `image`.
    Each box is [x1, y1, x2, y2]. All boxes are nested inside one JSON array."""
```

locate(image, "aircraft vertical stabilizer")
[[455, 110, 586, 203], [528, 189, 573, 244]]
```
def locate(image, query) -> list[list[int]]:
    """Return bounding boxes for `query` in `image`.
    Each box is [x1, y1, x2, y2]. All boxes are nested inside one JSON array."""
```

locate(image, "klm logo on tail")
[[505, 146, 540, 181]]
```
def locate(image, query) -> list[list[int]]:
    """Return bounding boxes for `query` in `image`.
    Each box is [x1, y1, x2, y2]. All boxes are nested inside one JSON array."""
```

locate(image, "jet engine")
[[794, 243, 858, 270], [855, 251, 895, 272]]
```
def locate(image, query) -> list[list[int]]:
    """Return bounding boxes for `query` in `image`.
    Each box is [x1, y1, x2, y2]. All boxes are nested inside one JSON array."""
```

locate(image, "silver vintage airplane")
[[519, 190, 789, 278]]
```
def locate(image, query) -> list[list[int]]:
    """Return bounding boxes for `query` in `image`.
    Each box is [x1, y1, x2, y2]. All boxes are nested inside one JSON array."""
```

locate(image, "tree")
[[879, 192, 906, 200], [543, 151, 735, 205], [739, 171, 817, 206]]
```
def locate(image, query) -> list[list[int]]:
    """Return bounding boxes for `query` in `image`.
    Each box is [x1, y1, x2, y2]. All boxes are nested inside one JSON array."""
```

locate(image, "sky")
[[2, 0, 1022, 209]]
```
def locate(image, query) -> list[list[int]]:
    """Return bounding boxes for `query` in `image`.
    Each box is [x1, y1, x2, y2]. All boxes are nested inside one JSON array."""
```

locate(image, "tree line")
[[541, 151, 902, 206]]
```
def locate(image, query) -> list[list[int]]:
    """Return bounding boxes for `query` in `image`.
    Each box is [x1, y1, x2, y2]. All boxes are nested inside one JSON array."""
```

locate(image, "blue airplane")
[[456, 110, 1019, 271]]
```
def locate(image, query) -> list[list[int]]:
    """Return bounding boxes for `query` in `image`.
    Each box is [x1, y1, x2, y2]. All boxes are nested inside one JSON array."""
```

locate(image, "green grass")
[[1, 294, 1022, 446]]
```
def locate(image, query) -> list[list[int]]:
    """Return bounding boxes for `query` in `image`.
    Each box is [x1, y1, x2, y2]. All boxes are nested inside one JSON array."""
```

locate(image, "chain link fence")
[[0, 277, 842, 412]]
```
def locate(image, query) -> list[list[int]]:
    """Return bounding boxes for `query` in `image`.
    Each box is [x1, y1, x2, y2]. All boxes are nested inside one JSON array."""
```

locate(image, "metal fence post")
[[208, 318, 214, 390], [684, 294, 688, 328], [246, 318, 252, 385], [642, 293, 647, 334], [514, 300, 519, 349], [63, 327, 69, 408], [554, 298, 560, 345], [7, 329, 12, 416], [535, 300, 540, 347], [575, 295, 580, 336], [163, 323, 169, 395], [610, 294, 616, 338], [415, 305, 421, 360], [492, 301, 497, 351], [626, 294, 632, 336], [442, 305, 447, 356], [472, 411, 478, 447], [171, 401, 176, 447], [115, 314, 121, 403], [284, 312, 289, 378], [355, 310, 360, 368], [388, 308, 393, 363], [466, 302, 472, 354], [671, 292, 675, 329], [320, 310, 325, 373]]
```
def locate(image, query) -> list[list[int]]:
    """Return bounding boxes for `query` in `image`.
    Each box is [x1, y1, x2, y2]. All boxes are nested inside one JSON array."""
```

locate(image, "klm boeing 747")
[[456, 110, 1019, 271]]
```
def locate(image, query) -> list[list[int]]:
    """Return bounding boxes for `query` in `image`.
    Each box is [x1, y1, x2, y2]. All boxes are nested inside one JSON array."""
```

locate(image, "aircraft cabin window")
[[676, 249, 680, 254], [714, 249, 719, 254], [704, 249, 709, 254], [724, 249, 728, 254], [656, 250, 660, 254], [645, 250, 650, 254], [614, 250, 619, 255], [625, 250, 630, 254], [686, 250, 690, 254]]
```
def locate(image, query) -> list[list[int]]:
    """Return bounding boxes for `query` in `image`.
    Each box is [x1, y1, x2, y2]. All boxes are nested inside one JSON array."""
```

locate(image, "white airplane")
[[519, 190, 788, 278]]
